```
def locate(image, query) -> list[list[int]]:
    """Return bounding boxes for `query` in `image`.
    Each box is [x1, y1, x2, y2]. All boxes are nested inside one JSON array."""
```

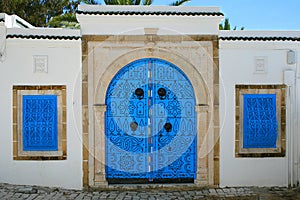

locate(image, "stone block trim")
[[212, 37, 220, 186], [235, 85, 286, 158], [82, 34, 220, 187], [82, 36, 89, 187], [13, 85, 67, 160]]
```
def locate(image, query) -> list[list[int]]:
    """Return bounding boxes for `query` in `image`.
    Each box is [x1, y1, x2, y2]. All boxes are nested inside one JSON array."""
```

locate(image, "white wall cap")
[[220, 30, 300, 39], [77, 5, 223, 35], [0, 13, 35, 28], [78, 5, 221, 13], [6, 28, 81, 39]]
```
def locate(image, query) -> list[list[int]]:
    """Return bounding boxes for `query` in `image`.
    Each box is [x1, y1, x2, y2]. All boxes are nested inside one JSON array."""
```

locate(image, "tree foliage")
[[104, 0, 153, 5], [0, 0, 81, 27], [47, 13, 80, 29], [82, 0, 99, 4], [103, 0, 189, 6], [170, 0, 190, 6], [0, 0, 192, 28], [219, 18, 244, 30]]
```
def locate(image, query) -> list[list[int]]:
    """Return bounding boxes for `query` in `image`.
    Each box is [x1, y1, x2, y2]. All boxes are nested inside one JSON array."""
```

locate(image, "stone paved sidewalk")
[[1, 183, 300, 200]]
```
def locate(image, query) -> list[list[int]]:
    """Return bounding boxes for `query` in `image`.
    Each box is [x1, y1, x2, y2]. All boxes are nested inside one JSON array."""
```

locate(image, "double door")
[[105, 58, 196, 183]]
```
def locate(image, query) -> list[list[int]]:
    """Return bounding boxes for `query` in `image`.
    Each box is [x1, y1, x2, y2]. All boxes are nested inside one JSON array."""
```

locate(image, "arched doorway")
[[105, 58, 197, 183]]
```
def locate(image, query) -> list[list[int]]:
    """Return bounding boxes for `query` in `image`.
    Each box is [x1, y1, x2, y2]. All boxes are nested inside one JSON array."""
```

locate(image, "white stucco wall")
[[77, 5, 223, 36], [0, 38, 82, 189], [2, 11, 300, 189], [219, 34, 300, 187]]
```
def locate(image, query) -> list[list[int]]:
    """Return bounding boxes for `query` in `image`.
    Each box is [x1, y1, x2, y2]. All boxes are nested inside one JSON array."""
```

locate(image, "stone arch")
[[92, 46, 214, 186], [94, 47, 210, 107]]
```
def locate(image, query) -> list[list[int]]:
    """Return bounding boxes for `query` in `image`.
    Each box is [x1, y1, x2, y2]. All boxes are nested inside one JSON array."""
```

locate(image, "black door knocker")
[[135, 88, 144, 100], [130, 121, 138, 132], [158, 88, 167, 100], [164, 123, 172, 132]]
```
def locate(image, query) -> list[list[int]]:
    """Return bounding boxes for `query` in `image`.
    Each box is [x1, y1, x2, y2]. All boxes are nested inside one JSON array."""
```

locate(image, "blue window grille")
[[243, 94, 278, 148], [22, 95, 58, 151]]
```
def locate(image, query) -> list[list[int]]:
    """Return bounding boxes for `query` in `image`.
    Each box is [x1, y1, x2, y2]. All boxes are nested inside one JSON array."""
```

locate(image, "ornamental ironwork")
[[22, 95, 58, 151], [105, 58, 196, 182], [243, 94, 278, 148]]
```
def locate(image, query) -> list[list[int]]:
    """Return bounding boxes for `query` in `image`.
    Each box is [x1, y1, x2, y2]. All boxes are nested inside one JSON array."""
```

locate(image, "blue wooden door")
[[105, 58, 196, 183]]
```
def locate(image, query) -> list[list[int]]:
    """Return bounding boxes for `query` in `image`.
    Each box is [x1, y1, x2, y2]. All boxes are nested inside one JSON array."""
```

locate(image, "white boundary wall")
[[0, 36, 83, 189], [1, 10, 300, 189], [219, 31, 300, 187]]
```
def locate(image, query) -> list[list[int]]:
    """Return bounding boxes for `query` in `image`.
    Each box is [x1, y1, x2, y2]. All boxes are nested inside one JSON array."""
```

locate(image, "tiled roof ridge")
[[6, 34, 81, 40], [220, 36, 300, 42], [5, 28, 81, 40], [76, 10, 224, 16], [7, 35, 300, 41]]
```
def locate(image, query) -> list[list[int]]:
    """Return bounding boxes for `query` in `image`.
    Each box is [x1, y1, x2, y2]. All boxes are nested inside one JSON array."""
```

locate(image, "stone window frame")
[[13, 85, 67, 160], [235, 85, 286, 157]]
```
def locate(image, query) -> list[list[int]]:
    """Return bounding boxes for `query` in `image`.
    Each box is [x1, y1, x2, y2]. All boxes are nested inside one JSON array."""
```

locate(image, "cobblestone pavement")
[[1, 183, 300, 200]]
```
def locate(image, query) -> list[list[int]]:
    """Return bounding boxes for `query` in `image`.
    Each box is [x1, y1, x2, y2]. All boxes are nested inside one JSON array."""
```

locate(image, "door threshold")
[[107, 178, 194, 185], [106, 182, 204, 190]]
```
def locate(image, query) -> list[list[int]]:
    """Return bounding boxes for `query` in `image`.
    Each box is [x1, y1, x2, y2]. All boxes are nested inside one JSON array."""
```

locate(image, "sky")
[[97, 0, 300, 30]]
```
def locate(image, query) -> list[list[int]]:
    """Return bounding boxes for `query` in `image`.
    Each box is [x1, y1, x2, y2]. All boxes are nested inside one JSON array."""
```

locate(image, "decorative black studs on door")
[[105, 58, 197, 183], [130, 121, 138, 132], [158, 88, 167, 100], [164, 123, 172, 132], [135, 88, 144, 100]]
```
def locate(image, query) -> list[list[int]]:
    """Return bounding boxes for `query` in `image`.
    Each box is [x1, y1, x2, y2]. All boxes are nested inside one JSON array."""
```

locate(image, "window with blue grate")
[[13, 85, 66, 160], [22, 95, 58, 151], [243, 94, 278, 149], [235, 85, 286, 157]]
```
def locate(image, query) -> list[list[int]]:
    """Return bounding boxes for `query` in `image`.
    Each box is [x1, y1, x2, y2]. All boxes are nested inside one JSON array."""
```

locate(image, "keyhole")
[[137, 102, 144, 116]]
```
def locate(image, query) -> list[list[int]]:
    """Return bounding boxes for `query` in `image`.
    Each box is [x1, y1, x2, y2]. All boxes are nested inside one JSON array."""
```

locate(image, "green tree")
[[219, 18, 230, 30], [103, 0, 189, 6], [0, 0, 81, 27], [47, 13, 80, 29], [1, 0, 192, 28], [104, 0, 152, 5], [82, 0, 100, 4], [219, 18, 244, 30], [48, 0, 102, 28], [49, 0, 191, 28], [170, 0, 190, 6]]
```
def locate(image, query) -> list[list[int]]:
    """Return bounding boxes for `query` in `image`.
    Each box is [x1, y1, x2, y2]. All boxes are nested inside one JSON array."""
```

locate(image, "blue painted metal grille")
[[105, 58, 196, 181], [243, 94, 278, 148], [150, 60, 196, 179], [106, 59, 149, 178], [22, 95, 58, 151]]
